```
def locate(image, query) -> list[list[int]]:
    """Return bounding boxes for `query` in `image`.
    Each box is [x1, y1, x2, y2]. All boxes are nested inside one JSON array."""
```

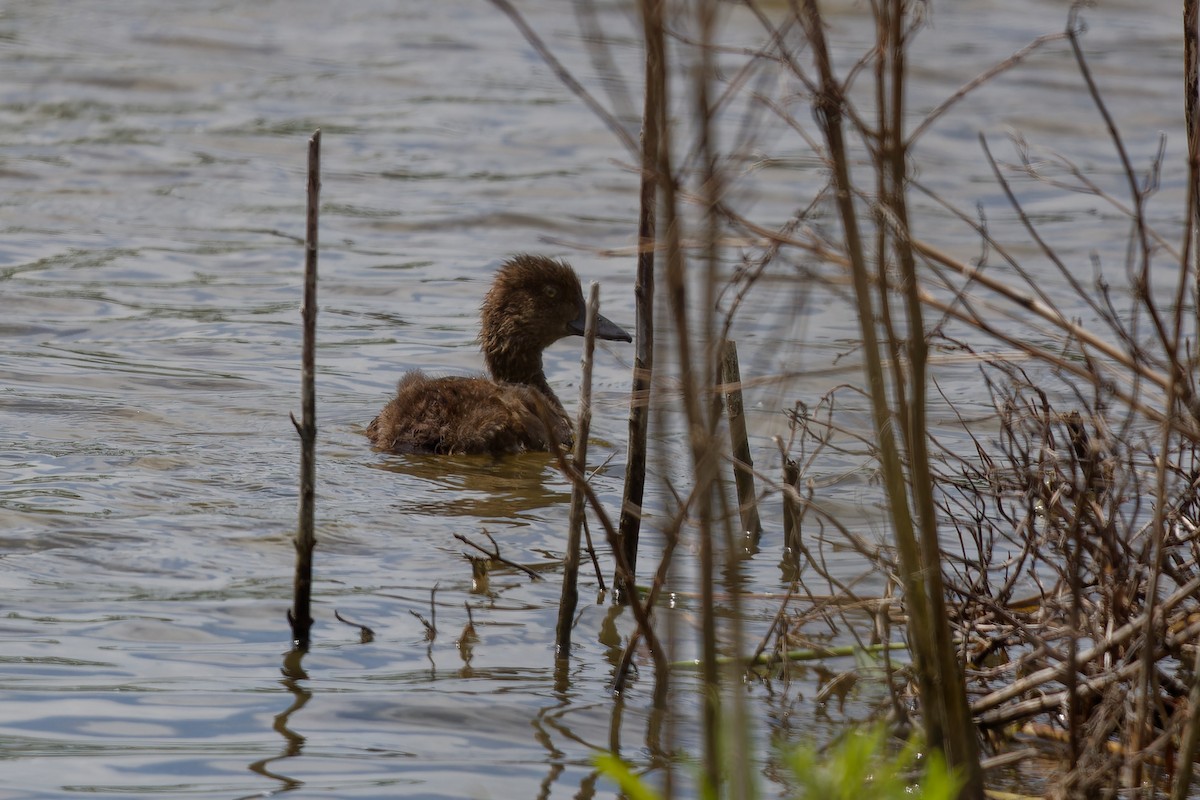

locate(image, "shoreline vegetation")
[[290, 1, 1200, 797]]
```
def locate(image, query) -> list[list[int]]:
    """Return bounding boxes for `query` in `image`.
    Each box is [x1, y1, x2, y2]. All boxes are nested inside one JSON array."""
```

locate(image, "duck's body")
[[367, 371, 570, 455], [367, 255, 630, 456]]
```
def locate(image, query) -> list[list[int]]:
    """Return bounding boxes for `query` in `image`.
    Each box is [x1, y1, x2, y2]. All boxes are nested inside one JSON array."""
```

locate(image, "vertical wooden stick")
[[289, 129, 321, 650], [555, 282, 600, 659], [615, 0, 663, 599], [720, 340, 761, 542]]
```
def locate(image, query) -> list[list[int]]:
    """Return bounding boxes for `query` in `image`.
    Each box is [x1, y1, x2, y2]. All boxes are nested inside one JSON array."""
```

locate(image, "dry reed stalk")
[[288, 129, 320, 651], [555, 282, 600, 659]]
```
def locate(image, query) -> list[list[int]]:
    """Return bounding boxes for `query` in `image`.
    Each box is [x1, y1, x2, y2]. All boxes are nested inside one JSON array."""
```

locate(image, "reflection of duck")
[[369, 454, 571, 519], [367, 255, 631, 455]]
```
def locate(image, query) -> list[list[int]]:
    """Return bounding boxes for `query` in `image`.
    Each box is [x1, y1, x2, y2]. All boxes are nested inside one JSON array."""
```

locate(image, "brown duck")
[[367, 254, 631, 455]]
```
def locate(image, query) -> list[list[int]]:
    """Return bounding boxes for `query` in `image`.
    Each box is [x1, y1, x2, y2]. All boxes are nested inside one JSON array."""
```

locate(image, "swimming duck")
[[367, 254, 631, 455]]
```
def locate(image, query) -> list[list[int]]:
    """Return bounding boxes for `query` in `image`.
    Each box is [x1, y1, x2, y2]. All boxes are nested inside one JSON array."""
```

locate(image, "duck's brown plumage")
[[366, 255, 631, 455]]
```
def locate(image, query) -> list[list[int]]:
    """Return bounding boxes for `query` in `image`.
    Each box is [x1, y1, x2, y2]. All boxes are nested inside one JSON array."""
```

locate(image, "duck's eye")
[[544, 286, 557, 299]]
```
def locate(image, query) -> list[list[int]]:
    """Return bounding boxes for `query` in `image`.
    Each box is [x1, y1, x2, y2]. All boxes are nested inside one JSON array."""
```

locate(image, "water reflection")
[[245, 650, 309, 798], [368, 451, 573, 519]]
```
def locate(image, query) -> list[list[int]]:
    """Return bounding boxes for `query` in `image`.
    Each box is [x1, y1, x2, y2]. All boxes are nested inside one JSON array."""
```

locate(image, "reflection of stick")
[[556, 283, 600, 659], [453, 531, 541, 581], [720, 340, 761, 541], [288, 129, 321, 650]]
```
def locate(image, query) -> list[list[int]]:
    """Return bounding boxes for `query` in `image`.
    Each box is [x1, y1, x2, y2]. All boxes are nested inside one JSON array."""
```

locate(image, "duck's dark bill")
[[568, 308, 632, 342]]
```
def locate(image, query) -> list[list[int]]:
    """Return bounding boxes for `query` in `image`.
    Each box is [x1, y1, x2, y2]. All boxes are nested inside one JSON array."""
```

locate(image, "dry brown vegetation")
[[283, 1, 1200, 797]]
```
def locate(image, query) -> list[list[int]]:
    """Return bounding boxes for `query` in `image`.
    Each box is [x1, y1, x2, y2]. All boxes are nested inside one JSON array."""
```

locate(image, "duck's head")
[[480, 254, 631, 382]]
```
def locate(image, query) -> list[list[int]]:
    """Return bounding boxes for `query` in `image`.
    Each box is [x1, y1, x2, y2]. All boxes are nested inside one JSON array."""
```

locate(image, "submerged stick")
[[454, 531, 542, 581], [334, 610, 375, 644], [556, 282, 600, 659], [288, 129, 321, 650], [720, 340, 762, 543]]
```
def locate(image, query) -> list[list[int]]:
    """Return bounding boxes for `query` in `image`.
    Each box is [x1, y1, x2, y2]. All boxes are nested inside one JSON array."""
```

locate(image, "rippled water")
[[0, 1, 1189, 797]]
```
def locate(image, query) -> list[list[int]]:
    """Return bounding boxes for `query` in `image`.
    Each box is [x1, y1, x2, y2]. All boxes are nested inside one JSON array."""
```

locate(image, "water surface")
[[0, 1, 1189, 797]]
